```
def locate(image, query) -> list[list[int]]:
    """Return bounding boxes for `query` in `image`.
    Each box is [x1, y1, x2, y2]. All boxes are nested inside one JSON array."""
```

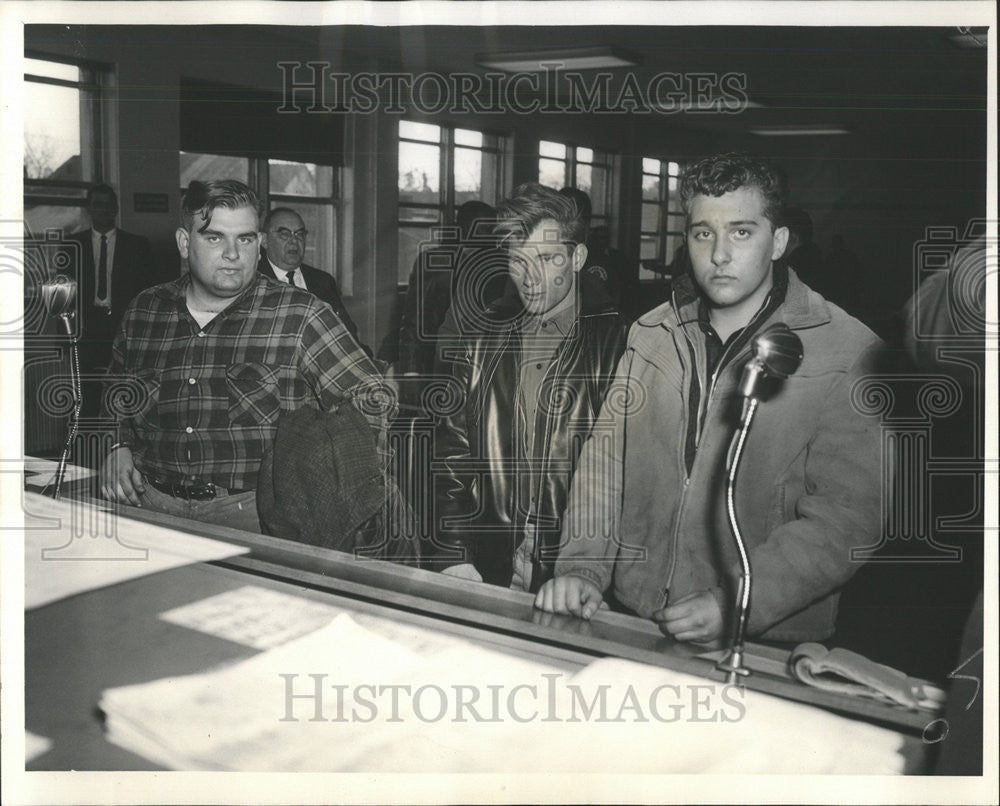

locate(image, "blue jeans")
[[138, 484, 262, 534]]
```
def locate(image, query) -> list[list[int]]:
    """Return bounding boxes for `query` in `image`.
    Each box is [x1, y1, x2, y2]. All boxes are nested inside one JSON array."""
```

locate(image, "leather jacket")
[[432, 277, 628, 590]]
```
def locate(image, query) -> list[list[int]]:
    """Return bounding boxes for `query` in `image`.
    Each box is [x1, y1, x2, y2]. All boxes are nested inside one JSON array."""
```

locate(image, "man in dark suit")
[[258, 207, 368, 353], [65, 183, 154, 416]]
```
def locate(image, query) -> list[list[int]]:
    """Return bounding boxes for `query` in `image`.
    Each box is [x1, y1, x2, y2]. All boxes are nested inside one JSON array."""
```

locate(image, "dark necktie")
[[285, 270, 296, 286], [97, 234, 108, 301]]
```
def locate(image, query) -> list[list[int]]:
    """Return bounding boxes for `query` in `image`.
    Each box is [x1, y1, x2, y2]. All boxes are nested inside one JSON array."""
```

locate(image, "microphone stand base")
[[716, 649, 751, 686]]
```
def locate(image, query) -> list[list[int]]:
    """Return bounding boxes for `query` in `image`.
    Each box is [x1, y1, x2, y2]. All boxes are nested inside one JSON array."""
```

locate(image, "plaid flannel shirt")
[[102, 273, 391, 491]]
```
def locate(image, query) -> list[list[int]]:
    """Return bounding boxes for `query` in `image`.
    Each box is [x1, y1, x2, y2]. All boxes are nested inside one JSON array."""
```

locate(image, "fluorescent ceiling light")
[[475, 46, 641, 73], [751, 124, 850, 137], [650, 98, 765, 113]]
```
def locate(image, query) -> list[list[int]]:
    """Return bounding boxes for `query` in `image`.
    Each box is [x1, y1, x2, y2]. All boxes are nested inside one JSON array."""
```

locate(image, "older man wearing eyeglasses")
[[258, 206, 366, 351]]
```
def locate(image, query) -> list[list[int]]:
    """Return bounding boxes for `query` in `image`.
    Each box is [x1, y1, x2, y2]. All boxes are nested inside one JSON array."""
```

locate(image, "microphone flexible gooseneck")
[[716, 323, 803, 685], [40, 275, 79, 499]]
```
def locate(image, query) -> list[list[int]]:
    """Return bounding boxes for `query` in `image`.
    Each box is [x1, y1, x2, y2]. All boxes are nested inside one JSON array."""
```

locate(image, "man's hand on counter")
[[534, 576, 603, 620], [653, 590, 723, 644], [100, 446, 145, 507]]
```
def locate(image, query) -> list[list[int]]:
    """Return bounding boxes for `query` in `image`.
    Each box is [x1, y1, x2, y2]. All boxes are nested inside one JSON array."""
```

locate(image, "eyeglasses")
[[272, 227, 308, 243]]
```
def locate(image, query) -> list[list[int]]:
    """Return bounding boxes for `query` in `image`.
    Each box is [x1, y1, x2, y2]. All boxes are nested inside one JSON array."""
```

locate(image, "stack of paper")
[[99, 612, 905, 773]]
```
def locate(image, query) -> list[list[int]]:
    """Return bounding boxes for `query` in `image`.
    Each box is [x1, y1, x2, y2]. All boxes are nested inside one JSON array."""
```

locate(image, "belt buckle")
[[190, 482, 216, 501]]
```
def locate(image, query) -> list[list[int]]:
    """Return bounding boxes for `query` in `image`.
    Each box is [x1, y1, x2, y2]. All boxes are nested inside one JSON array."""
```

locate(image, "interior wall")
[[26, 25, 987, 349]]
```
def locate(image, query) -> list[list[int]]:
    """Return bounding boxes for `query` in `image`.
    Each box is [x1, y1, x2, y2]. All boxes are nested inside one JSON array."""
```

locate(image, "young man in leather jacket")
[[431, 183, 629, 592]]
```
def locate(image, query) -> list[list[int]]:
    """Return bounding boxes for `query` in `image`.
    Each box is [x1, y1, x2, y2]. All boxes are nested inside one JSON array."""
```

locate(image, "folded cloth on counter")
[[789, 643, 946, 712]]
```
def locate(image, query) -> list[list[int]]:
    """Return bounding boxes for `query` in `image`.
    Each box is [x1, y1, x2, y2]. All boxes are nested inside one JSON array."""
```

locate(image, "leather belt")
[[147, 475, 252, 501]]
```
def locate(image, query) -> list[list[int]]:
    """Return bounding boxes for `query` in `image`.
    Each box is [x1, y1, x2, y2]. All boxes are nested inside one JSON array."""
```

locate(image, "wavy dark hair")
[[495, 182, 587, 247], [679, 153, 788, 229], [180, 179, 260, 233]]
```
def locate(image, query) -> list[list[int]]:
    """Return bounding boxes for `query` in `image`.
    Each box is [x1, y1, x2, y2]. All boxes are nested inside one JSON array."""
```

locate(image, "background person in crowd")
[[258, 206, 368, 354], [584, 223, 630, 310], [782, 205, 825, 295], [99, 180, 388, 533], [396, 200, 501, 379], [557, 186, 629, 307], [432, 183, 628, 592], [825, 232, 865, 317], [64, 183, 154, 417], [903, 235, 986, 775], [536, 154, 889, 647]]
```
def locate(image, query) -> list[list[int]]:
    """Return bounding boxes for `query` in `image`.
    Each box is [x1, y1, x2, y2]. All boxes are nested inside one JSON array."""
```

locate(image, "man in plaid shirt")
[[99, 179, 389, 532]]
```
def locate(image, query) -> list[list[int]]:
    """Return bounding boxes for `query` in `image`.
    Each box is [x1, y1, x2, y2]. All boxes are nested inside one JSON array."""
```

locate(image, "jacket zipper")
[[662, 323, 696, 606], [482, 330, 512, 399], [528, 333, 571, 581], [529, 314, 597, 580], [526, 311, 611, 583], [662, 303, 777, 605]]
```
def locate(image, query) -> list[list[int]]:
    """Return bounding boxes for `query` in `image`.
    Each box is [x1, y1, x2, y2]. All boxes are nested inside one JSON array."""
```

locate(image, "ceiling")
[[31, 23, 988, 142], [314, 24, 987, 136]]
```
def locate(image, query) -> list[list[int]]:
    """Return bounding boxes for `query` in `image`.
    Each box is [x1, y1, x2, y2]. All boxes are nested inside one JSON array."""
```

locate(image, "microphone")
[[717, 322, 803, 685], [738, 323, 804, 400], [41, 274, 78, 322], [40, 275, 80, 499]]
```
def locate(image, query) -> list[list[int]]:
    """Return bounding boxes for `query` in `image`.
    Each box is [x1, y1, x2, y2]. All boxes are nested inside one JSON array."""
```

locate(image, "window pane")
[[665, 232, 686, 265], [454, 129, 483, 148], [575, 163, 591, 194], [399, 141, 440, 205], [399, 120, 440, 143], [23, 205, 87, 238], [269, 160, 334, 197], [642, 157, 660, 175], [24, 58, 79, 82], [642, 173, 660, 201], [576, 146, 593, 164], [478, 150, 499, 206], [399, 226, 435, 285], [538, 158, 565, 189], [640, 236, 659, 261], [589, 166, 608, 216], [454, 147, 482, 195], [24, 82, 81, 180], [180, 151, 249, 186], [641, 202, 662, 233], [668, 161, 680, 176], [668, 174, 678, 193], [455, 150, 498, 208], [539, 140, 566, 159]]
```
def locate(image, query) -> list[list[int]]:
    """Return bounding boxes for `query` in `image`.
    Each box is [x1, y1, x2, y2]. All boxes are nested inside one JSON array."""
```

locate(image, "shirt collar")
[[92, 228, 117, 242], [267, 257, 299, 277], [159, 271, 264, 317], [522, 283, 579, 335]]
